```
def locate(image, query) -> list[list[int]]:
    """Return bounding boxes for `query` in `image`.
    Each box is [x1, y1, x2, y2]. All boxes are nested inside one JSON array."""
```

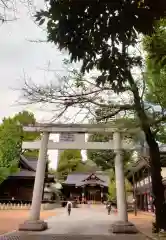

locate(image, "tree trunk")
[[143, 126, 166, 231], [127, 72, 166, 231]]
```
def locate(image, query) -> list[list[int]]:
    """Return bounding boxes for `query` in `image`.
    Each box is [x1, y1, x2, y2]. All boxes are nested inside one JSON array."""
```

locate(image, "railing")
[[0, 199, 58, 210], [0, 199, 32, 204], [0, 199, 55, 204], [0, 202, 31, 210]]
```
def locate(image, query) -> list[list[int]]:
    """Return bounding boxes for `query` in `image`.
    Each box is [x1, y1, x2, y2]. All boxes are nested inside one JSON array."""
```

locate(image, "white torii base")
[[111, 221, 138, 234], [19, 220, 47, 231]]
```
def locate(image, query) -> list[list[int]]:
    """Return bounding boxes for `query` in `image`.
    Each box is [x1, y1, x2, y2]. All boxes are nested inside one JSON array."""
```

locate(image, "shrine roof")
[[20, 155, 38, 172], [126, 147, 166, 175], [9, 170, 53, 179], [64, 172, 109, 186], [8, 155, 54, 180], [10, 170, 36, 177]]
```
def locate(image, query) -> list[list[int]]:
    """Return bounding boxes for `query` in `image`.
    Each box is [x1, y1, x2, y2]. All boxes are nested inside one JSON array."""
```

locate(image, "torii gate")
[[19, 123, 139, 233]]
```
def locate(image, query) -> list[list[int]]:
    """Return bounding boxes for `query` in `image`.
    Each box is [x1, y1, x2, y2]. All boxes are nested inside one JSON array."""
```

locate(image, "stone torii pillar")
[[113, 132, 128, 221], [19, 132, 49, 231], [111, 131, 137, 233]]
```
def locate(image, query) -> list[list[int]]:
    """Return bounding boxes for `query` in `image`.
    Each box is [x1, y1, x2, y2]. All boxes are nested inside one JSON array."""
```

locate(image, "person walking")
[[66, 200, 73, 216], [106, 201, 112, 215]]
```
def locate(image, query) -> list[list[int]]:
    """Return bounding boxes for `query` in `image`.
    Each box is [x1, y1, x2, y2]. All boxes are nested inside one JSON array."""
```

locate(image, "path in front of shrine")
[[4, 205, 147, 240]]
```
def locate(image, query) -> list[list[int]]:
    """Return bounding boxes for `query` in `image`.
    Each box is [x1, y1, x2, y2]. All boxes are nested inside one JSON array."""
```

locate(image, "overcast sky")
[[0, 0, 71, 169], [0, 1, 69, 120]]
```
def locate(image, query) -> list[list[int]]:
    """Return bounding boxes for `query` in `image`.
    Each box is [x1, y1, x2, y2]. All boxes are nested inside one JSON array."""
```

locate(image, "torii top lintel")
[[23, 123, 140, 134]]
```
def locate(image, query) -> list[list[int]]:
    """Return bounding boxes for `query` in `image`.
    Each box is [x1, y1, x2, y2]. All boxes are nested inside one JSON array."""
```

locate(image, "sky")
[[0, 0, 73, 169]]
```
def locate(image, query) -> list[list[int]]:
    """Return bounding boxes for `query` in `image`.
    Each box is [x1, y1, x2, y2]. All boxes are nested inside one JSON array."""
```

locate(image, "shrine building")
[[61, 171, 109, 203]]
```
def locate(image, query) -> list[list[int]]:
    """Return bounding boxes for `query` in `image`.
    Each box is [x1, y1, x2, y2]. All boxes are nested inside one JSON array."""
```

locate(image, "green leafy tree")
[[144, 19, 166, 78], [0, 119, 20, 184], [144, 19, 166, 110], [57, 149, 82, 180], [108, 179, 132, 201], [87, 119, 134, 171], [143, 19, 166, 144], [13, 110, 40, 157], [0, 111, 40, 184], [87, 133, 115, 171], [108, 169, 132, 201], [72, 160, 100, 173]]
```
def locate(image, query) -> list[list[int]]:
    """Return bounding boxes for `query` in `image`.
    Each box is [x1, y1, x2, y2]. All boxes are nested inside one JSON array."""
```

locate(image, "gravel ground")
[[0, 210, 56, 235]]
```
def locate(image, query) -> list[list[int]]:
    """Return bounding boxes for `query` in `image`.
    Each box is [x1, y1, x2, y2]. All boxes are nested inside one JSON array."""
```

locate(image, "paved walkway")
[[42, 205, 118, 235], [4, 206, 148, 239]]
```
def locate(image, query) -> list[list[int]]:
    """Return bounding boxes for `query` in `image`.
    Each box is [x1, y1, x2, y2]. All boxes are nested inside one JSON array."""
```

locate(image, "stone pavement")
[[40, 205, 118, 235], [2, 206, 149, 240]]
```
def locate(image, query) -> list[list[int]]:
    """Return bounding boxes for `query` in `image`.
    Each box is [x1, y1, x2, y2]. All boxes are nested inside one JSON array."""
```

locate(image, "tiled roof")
[[126, 145, 166, 175], [9, 155, 54, 179], [20, 155, 37, 171], [9, 170, 54, 179], [22, 155, 50, 172], [76, 180, 108, 187], [10, 170, 36, 177], [64, 172, 109, 186]]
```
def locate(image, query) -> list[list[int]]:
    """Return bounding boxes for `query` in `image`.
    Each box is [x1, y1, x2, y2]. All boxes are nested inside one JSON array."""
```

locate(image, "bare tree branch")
[[19, 61, 166, 127], [0, 0, 34, 22], [19, 66, 136, 123]]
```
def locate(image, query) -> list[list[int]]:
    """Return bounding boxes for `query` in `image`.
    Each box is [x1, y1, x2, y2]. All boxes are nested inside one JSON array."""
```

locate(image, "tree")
[[72, 160, 100, 173], [57, 149, 82, 180], [108, 174, 132, 201], [0, 119, 20, 184], [13, 110, 40, 158], [143, 19, 166, 76], [0, 111, 40, 184], [87, 133, 115, 171], [87, 124, 134, 171], [0, 165, 18, 185], [23, 4, 166, 230], [143, 19, 166, 144]]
